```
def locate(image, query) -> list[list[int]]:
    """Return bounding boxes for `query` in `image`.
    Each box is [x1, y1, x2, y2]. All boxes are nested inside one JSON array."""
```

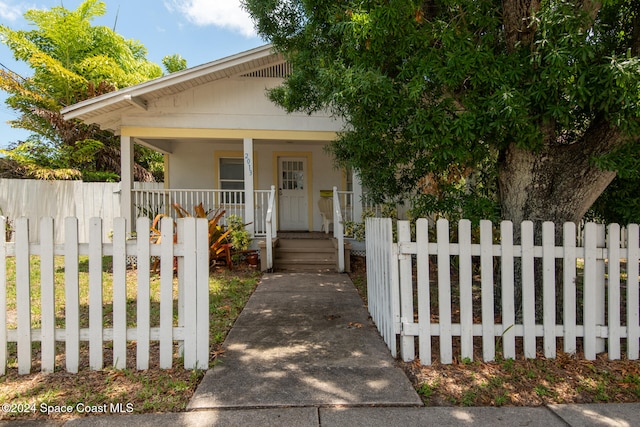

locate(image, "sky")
[[0, 0, 266, 148]]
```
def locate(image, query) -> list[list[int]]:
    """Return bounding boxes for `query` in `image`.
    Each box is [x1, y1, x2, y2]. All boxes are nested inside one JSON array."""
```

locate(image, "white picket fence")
[[366, 218, 640, 365], [0, 216, 210, 375]]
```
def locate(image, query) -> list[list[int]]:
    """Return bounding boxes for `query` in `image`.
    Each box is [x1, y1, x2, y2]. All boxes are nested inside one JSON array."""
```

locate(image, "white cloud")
[[0, 1, 24, 21], [165, 0, 256, 38]]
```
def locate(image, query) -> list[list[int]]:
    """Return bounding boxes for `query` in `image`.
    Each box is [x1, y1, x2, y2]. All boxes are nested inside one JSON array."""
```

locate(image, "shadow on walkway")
[[188, 272, 422, 409]]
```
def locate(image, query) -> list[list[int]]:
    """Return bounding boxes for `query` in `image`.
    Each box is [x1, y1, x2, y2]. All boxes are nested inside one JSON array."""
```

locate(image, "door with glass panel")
[[278, 157, 308, 230]]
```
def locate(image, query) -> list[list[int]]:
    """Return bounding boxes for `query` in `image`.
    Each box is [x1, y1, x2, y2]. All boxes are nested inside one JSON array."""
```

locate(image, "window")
[[219, 158, 244, 203]]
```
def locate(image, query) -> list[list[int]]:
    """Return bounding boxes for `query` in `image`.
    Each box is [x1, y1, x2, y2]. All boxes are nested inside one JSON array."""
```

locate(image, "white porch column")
[[120, 135, 134, 232], [243, 137, 255, 237], [352, 170, 363, 223]]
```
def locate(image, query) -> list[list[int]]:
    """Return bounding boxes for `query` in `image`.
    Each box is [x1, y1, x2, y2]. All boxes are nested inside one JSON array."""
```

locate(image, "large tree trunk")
[[498, 119, 621, 226], [497, 117, 623, 320]]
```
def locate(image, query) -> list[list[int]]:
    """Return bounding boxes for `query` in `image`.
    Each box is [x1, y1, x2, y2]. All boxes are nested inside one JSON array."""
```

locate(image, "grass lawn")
[[0, 257, 260, 422]]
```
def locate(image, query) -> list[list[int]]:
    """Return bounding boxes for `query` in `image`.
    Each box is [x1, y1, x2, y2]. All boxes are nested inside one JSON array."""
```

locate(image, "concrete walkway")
[[188, 272, 422, 408], [20, 272, 640, 426]]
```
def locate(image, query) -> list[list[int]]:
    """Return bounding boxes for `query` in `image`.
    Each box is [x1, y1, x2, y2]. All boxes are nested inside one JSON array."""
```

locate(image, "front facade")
[[62, 45, 364, 240]]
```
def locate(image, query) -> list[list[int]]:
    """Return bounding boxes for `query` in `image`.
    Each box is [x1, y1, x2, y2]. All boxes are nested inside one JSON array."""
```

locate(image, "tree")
[[244, 0, 640, 227], [0, 0, 173, 181]]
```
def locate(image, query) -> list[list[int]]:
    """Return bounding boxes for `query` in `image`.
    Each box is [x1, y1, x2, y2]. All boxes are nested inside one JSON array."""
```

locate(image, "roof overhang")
[[61, 44, 281, 128]]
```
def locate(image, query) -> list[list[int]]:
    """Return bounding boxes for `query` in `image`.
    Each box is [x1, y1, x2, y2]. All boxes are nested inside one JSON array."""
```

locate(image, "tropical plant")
[[0, 0, 170, 181], [155, 203, 232, 269]]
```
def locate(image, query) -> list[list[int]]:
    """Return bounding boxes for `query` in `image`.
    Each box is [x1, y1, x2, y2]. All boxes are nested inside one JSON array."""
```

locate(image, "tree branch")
[[502, 0, 541, 52]]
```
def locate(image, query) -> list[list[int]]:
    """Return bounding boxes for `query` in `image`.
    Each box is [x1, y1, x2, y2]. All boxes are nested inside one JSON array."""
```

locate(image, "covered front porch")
[[60, 45, 364, 270]]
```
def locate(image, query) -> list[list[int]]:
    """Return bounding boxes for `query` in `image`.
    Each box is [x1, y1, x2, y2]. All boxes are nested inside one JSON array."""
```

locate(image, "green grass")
[[1, 256, 260, 421]]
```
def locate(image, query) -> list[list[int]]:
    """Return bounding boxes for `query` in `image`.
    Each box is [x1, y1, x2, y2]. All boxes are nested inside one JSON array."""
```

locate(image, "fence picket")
[[458, 219, 473, 361], [40, 218, 55, 373], [500, 221, 516, 359], [398, 221, 415, 362], [584, 223, 598, 360], [607, 223, 621, 360], [15, 218, 31, 375], [112, 218, 127, 369], [65, 217, 80, 373], [416, 219, 431, 365], [542, 222, 556, 358], [159, 216, 174, 369], [437, 219, 453, 364], [521, 221, 536, 358], [563, 222, 577, 355], [627, 224, 639, 359], [480, 220, 495, 362], [0, 217, 6, 375], [2, 215, 210, 376], [136, 217, 151, 370], [89, 218, 104, 370], [196, 218, 210, 370], [366, 217, 640, 366], [183, 218, 198, 369]]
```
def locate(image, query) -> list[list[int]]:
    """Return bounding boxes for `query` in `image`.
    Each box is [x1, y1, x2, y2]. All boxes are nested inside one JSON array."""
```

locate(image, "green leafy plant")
[[149, 203, 231, 270], [226, 214, 251, 251]]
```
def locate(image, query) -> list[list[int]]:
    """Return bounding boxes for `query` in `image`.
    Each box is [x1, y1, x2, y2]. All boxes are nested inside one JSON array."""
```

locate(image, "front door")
[[278, 157, 308, 230]]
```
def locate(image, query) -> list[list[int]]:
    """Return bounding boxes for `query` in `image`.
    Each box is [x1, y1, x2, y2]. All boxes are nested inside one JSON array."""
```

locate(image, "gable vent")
[[241, 62, 292, 78]]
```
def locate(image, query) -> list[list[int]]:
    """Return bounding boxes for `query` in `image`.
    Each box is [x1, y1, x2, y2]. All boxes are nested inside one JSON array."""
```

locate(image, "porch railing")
[[132, 188, 273, 236]]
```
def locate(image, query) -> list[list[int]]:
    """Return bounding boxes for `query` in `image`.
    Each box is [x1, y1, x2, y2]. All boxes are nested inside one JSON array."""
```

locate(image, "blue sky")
[[0, 0, 265, 148]]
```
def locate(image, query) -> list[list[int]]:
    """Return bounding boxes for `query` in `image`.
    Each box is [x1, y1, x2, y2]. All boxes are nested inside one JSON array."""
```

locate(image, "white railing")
[[366, 217, 640, 364], [132, 188, 274, 236], [1, 216, 210, 375], [265, 185, 276, 271], [333, 187, 345, 272], [336, 191, 355, 223]]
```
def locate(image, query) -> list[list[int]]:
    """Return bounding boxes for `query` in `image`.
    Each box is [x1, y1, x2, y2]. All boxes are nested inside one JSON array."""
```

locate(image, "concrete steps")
[[274, 238, 336, 271]]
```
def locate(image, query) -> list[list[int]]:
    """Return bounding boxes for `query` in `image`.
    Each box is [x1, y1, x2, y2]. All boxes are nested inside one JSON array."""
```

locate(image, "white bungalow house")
[[61, 45, 364, 271]]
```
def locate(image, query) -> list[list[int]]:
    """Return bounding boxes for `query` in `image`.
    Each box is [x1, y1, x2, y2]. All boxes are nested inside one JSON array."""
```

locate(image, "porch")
[[131, 186, 361, 272]]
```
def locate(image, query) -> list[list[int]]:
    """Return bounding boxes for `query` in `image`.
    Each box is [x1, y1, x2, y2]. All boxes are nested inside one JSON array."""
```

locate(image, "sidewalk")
[[24, 272, 640, 426]]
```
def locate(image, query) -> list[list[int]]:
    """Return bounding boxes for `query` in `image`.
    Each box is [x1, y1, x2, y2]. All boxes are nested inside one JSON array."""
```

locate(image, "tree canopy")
[[0, 0, 181, 181], [244, 0, 640, 225]]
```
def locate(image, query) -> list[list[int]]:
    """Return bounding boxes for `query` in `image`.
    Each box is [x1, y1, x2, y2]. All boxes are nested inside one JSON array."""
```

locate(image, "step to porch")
[[274, 238, 336, 272]]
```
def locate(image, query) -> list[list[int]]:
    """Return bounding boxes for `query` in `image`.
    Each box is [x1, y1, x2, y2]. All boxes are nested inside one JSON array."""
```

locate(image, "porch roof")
[[61, 44, 281, 130]]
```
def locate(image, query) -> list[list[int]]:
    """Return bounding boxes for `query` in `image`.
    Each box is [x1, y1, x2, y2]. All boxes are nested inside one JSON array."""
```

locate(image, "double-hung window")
[[219, 158, 244, 203]]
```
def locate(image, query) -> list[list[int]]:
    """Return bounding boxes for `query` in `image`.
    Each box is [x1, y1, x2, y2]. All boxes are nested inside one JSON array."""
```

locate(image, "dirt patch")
[[348, 255, 640, 407]]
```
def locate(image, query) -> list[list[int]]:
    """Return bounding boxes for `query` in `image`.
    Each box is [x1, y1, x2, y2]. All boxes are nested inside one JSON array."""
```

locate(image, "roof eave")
[[61, 44, 276, 121]]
